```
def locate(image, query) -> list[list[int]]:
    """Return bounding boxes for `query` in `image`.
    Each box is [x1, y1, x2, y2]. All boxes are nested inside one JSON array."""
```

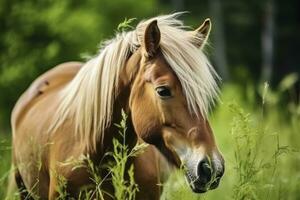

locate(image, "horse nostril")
[[197, 159, 212, 183]]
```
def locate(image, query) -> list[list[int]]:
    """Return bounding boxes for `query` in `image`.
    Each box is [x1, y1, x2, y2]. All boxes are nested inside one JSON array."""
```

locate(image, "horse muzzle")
[[185, 154, 224, 193]]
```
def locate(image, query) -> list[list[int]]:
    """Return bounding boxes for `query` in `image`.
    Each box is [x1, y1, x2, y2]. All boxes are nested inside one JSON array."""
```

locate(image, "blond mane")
[[50, 13, 220, 151]]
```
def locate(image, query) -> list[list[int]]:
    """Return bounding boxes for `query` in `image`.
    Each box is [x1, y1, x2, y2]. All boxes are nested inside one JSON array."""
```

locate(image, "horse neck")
[[93, 55, 139, 159]]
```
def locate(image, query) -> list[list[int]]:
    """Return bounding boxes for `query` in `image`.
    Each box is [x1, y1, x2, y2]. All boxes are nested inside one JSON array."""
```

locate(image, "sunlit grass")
[[0, 134, 12, 199], [51, 110, 147, 200]]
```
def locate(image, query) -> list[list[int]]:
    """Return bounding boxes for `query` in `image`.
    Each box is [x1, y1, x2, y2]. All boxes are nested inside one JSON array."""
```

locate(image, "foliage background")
[[0, 0, 299, 128], [0, 0, 299, 199]]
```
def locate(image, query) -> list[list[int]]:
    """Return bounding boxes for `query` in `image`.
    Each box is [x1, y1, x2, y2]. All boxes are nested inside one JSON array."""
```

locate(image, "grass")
[[109, 110, 148, 200], [53, 109, 147, 199], [1, 82, 299, 200], [0, 134, 12, 199], [198, 82, 300, 200]]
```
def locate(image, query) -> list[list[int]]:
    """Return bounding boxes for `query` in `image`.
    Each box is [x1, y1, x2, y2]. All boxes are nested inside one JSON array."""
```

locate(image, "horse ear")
[[192, 18, 212, 49], [143, 20, 161, 58]]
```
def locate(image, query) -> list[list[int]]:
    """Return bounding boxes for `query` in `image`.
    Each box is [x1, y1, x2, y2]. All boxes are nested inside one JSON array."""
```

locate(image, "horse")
[[8, 13, 224, 199]]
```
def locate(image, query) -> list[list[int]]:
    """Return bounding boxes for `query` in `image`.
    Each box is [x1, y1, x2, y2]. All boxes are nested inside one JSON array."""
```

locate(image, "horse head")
[[124, 17, 225, 193]]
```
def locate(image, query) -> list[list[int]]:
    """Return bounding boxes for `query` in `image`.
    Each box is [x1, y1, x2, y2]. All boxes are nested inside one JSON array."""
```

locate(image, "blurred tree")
[[209, 0, 229, 81], [261, 0, 274, 82], [0, 0, 299, 129], [0, 0, 158, 129]]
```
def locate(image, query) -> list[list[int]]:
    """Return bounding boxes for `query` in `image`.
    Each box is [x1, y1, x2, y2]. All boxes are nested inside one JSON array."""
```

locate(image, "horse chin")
[[186, 178, 208, 193], [185, 171, 209, 194], [185, 172, 221, 193], [191, 187, 208, 194]]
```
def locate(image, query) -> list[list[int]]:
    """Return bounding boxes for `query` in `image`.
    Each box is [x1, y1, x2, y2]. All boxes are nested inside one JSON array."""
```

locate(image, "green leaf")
[[278, 73, 298, 92], [117, 18, 136, 32]]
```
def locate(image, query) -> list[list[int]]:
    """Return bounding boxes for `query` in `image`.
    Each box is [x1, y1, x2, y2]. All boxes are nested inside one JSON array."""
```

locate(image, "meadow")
[[0, 77, 299, 200]]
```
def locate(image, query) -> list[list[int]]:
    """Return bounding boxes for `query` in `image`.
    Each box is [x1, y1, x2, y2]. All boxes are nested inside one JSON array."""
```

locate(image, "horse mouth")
[[185, 171, 221, 193], [191, 187, 207, 193], [186, 179, 208, 193]]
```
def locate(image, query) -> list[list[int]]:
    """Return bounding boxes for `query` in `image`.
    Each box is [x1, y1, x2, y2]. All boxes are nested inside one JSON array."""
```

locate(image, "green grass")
[[0, 134, 12, 199], [53, 109, 148, 199], [1, 82, 299, 200]]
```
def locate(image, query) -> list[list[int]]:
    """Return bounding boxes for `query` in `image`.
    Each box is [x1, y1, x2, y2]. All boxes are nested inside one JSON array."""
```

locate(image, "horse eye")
[[156, 86, 172, 98]]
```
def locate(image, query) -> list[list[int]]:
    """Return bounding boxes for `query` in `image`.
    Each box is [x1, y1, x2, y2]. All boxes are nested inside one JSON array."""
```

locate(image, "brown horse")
[[9, 13, 224, 199]]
